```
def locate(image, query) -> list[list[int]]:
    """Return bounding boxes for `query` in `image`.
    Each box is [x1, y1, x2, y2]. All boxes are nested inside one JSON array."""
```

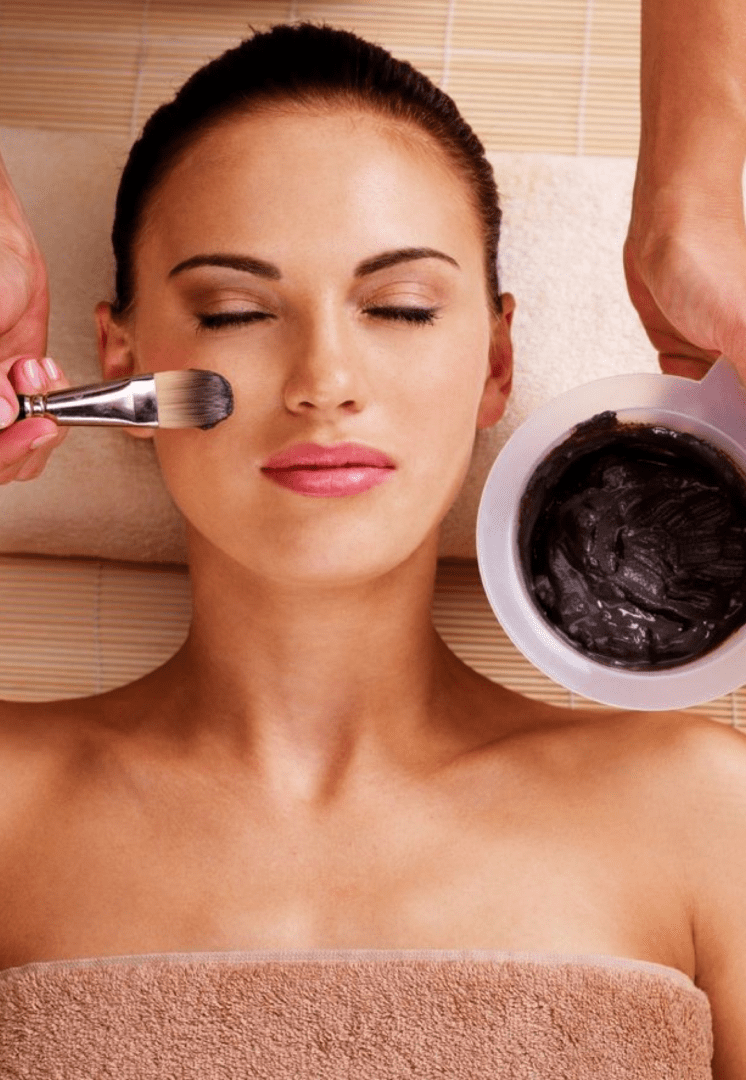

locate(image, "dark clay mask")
[[518, 412, 746, 670]]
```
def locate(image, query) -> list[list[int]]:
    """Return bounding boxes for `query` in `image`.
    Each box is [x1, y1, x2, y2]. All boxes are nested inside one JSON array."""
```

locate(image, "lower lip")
[[262, 465, 394, 497]]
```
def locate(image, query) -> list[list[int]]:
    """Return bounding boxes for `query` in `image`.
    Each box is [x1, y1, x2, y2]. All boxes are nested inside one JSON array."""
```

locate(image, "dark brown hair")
[[111, 22, 502, 315]]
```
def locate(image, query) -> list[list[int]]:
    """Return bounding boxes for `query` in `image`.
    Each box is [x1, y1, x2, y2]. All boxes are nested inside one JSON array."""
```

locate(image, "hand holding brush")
[[0, 355, 233, 484], [0, 355, 68, 483]]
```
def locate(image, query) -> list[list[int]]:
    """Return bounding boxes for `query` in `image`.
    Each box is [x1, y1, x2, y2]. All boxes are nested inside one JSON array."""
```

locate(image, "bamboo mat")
[[0, 0, 640, 156], [0, 553, 740, 729]]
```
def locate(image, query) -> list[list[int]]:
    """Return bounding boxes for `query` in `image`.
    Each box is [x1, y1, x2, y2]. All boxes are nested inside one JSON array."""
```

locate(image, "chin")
[[188, 515, 438, 587], [263, 537, 429, 585]]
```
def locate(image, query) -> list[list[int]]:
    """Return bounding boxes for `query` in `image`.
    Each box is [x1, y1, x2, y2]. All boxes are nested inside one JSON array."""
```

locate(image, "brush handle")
[[15, 375, 159, 427]]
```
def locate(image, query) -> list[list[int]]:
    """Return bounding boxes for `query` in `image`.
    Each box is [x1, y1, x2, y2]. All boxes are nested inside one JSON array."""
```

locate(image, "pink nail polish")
[[42, 358, 60, 382], [23, 359, 44, 390]]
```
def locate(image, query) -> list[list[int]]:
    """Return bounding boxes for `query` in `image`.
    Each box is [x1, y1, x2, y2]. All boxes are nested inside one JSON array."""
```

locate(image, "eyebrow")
[[354, 247, 460, 276], [168, 247, 459, 281], [169, 253, 282, 280]]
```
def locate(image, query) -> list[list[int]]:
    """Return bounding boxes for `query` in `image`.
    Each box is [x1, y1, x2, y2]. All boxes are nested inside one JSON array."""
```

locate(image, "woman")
[[0, 22, 740, 1078]]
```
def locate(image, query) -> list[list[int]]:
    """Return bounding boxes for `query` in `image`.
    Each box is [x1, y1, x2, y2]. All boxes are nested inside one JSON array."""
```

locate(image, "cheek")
[[412, 321, 490, 437], [399, 323, 491, 500], [151, 424, 235, 528]]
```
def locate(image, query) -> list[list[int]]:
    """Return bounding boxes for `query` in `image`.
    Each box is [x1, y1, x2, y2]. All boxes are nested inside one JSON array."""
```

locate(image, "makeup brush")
[[15, 369, 233, 430]]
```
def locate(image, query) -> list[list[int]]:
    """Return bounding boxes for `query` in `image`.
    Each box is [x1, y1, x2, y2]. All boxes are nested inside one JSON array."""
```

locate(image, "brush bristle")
[[153, 370, 233, 429]]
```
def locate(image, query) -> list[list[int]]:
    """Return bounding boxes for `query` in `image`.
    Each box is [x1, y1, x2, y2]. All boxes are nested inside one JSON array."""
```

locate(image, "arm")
[[625, 0, 746, 378]]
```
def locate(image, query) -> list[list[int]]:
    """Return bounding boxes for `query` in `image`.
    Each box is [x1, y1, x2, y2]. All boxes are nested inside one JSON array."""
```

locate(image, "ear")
[[476, 292, 515, 430], [95, 301, 154, 440], [96, 301, 136, 378]]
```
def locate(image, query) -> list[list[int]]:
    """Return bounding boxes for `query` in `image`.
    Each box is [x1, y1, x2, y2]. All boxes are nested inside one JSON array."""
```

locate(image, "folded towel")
[[0, 126, 658, 563], [0, 949, 713, 1078]]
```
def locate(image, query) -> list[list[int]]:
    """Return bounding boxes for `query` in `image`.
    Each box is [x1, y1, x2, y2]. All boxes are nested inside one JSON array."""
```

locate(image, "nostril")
[[295, 398, 357, 410]]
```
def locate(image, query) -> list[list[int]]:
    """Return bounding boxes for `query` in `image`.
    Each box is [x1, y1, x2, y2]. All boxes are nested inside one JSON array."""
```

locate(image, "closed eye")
[[364, 306, 439, 325], [196, 311, 275, 330], [196, 307, 439, 330]]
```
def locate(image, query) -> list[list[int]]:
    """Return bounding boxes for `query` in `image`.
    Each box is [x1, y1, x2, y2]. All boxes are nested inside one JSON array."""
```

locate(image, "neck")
[[159, 532, 469, 805]]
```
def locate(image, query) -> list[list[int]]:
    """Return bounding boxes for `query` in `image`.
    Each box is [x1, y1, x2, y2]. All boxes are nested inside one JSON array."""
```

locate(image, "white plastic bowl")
[[476, 358, 746, 710]]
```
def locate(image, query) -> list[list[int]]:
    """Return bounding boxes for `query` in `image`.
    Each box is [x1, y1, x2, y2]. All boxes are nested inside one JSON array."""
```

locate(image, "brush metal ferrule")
[[20, 374, 158, 427]]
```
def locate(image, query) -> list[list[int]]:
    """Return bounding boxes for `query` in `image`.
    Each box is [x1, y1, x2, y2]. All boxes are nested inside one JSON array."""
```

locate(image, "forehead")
[[140, 106, 484, 273]]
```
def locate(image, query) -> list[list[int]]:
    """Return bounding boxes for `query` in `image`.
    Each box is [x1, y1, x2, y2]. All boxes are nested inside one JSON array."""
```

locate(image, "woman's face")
[[99, 106, 514, 584]]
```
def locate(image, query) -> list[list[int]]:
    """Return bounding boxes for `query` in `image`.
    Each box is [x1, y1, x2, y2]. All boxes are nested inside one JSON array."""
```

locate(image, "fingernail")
[[42, 357, 60, 382], [23, 359, 44, 390], [29, 432, 58, 451], [0, 398, 16, 428]]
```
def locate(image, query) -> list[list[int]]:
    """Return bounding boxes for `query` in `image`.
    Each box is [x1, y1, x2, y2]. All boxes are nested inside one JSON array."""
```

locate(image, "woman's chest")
[[0, 769, 695, 978]]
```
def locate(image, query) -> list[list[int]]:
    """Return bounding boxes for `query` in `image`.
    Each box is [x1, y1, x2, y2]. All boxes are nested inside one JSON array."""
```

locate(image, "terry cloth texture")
[[0, 127, 659, 563], [0, 949, 713, 1079]]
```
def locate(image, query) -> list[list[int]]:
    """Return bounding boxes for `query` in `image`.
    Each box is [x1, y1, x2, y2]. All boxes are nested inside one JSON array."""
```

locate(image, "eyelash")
[[196, 306, 440, 331], [364, 306, 439, 325], [197, 311, 271, 330]]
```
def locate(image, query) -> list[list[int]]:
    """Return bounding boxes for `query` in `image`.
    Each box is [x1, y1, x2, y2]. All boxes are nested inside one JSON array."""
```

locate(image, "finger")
[[0, 424, 61, 482], [0, 353, 40, 428], [8, 354, 70, 395], [9, 355, 47, 397], [0, 356, 67, 477], [0, 416, 60, 472], [13, 448, 51, 482], [39, 356, 68, 390], [7, 356, 70, 445], [14, 428, 62, 481]]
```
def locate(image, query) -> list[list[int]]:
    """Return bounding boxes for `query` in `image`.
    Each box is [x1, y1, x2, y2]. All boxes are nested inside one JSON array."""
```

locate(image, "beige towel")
[[0, 949, 713, 1078], [0, 126, 658, 563]]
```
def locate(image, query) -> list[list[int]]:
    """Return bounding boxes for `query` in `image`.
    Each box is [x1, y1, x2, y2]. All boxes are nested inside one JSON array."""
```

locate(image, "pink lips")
[[261, 442, 395, 497]]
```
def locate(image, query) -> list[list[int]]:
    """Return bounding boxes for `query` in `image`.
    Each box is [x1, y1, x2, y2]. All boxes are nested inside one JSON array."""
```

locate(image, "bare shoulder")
[[0, 695, 102, 829], [642, 708, 746, 902], [0, 695, 69, 762], [597, 707, 746, 852], [469, 688, 729, 832], [554, 707, 746, 1080], [610, 708, 746, 826], [505, 696, 724, 784], [500, 700, 744, 839], [575, 709, 746, 1080], [630, 713, 746, 1080], [546, 699, 735, 762]]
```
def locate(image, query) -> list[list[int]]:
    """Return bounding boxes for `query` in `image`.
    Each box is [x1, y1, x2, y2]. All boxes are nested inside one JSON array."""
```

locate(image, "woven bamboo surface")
[[0, 0, 640, 155]]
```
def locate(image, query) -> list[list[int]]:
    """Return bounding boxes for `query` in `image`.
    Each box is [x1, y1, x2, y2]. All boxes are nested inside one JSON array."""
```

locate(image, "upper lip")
[[262, 442, 395, 470]]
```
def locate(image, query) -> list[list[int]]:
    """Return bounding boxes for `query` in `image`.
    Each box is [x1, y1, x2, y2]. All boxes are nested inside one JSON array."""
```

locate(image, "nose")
[[283, 315, 367, 416]]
